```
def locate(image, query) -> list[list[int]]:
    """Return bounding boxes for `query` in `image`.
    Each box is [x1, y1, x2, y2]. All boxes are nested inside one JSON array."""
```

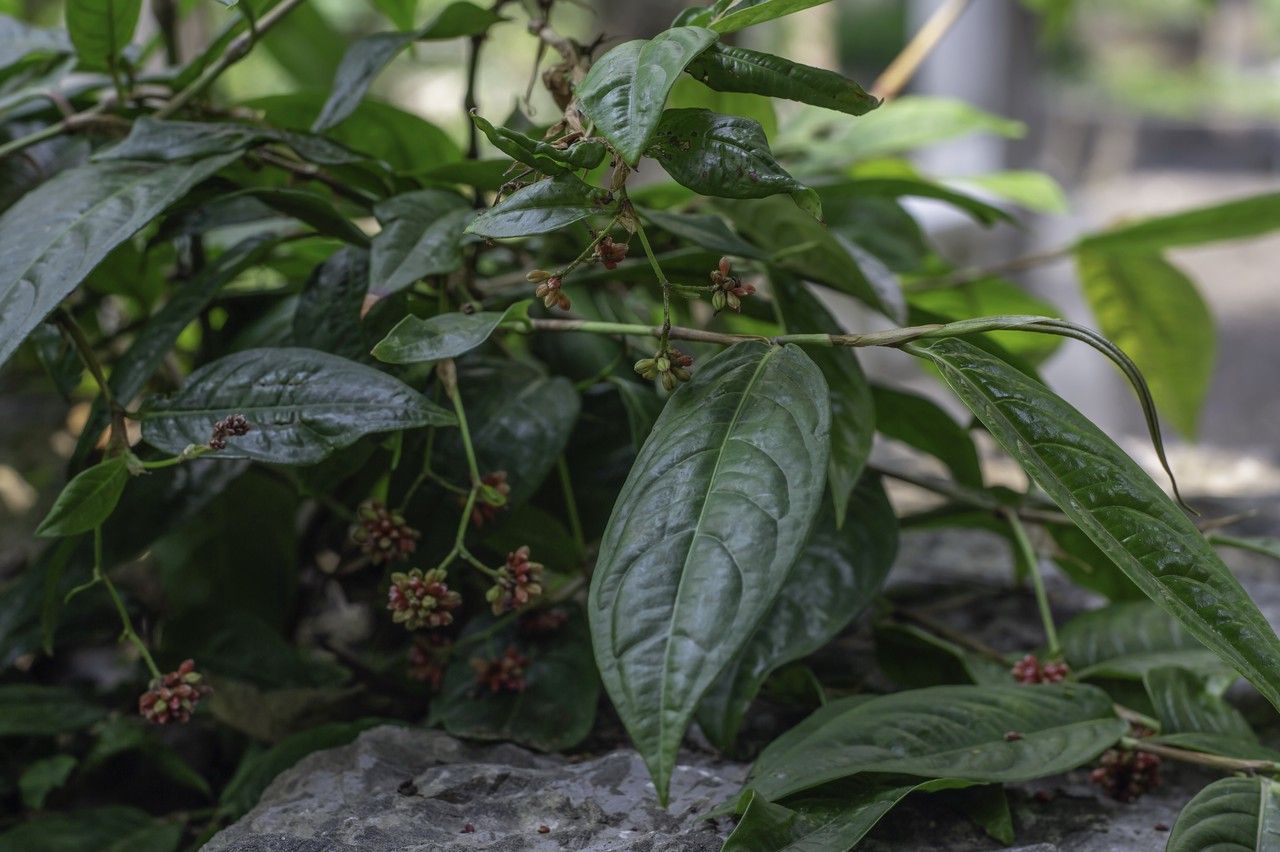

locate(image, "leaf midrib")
[[656, 344, 779, 783]]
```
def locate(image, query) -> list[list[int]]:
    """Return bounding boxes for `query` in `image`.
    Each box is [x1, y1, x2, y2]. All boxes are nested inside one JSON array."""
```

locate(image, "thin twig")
[[1122, 737, 1280, 775], [871, 0, 974, 101]]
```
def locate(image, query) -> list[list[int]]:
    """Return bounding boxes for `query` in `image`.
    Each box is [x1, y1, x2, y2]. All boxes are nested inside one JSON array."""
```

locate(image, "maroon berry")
[[388, 568, 462, 630], [593, 235, 628, 270], [407, 635, 452, 689], [1004, 731, 1023, 741], [138, 659, 212, 725], [351, 500, 421, 566], [1089, 748, 1161, 802], [471, 645, 530, 694], [1011, 653, 1071, 684], [208, 413, 250, 450]]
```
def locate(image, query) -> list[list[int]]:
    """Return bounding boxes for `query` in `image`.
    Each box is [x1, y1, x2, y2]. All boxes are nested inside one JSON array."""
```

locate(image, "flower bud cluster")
[[351, 500, 421, 565], [709, 257, 755, 313], [388, 568, 462, 630], [139, 659, 212, 724], [486, 546, 544, 614], [209, 414, 250, 450], [634, 347, 693, 392]]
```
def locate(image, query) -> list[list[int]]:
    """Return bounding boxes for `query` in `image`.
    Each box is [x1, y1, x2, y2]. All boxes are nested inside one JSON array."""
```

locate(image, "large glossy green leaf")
[[686, 43, 877, 116], [1059, 601, 1225, 680], [470, 112, 607, 176], [228, 187, 370, 246], [590, 342, 830, 803], [372, 302, 529, 364], [575, 27, 718, 166], [431, 607, 599, 752], [697, 477, 897, 751], [466, 175, 614, 239], [0, 154, 237, 370], [1076, 250, 1214, 438], [96, 116, 362, 165], [1079, 191, 1280, 253], [773, 274, 874, 523], [141, 348, 454, 464], [1047, 522, 1141, 601], [869, 384, 983, 488], [649, 108, 810, 204], [36, 456, 129, 538], [312, 2, 502, 131], [747, 683, 1124, 801], [292, 247, 373, 360], [723, 780, 918, 852], [1144, 665, 1253, 739], [914, 338, 1280, 711], [722, 196, 906, 322], [1166, 777, 1280, 852], [369, 189, 471, 296], [66, 0, 140, 71]]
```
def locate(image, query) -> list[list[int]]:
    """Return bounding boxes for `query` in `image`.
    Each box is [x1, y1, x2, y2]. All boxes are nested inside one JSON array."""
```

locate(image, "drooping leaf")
[[722, 195, 906, 322], [1079, 190, 1280, 254], [96, 116, 362, 165], [66, 0, 141, 71], [649, 108, 811, 206], [141, 348, 454, 465], [825, 177, 1012, 227], [574, 27, 718, 166], [228, 187, 370, 246], [1076, 250, 1214, 438], [1144, 665, 1253, 739], [722, 780, 918, 852], [36, 455, 130, 538], [0, 155, 237, 369], [913, 338, 1280, 711], [773, 274, 874, 523], [869, 384, 983, 488], [590, 341, 830, 802], [470, 112, 607, 176], [685, 43, 877, 116], [1166, 776, 1280, 852], [312, 2, 502, 132], [372, 301, 529, 364], [369, 189, 471, 296], [667, 75, 779, 140], [431, 607, 599, 752], [703, 0, 836, 34], [466, 174, 614, 239], [696, 477, 897, 751], [747, 683, 1124, 801], [0, 685, 106, 736]]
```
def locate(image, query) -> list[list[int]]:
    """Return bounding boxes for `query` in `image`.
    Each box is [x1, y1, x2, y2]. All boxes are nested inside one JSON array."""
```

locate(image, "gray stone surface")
[[203, 726, 745, 852]]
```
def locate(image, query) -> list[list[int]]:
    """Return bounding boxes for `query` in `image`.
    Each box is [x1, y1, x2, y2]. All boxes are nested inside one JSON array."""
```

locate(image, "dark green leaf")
[[1048, 523, 1141, 601], [697, 477, 897, 751], [1059, 601, 1225, 681], [874, 623, 1011, 688], [575, 27, 718, 166], [292, 246, 371, 359], [372, 301, 529, 364], [590, 341, 830, 802], [369, 189, 471, 296], [668, 74, 778, 139], [686, 42, 877, 116], [432, 607, 599, 751], [1144, 665, 1252, 738], [18, 755, 77, 809], [0, 807, 156, 852], [229, 187, 370, 246], [102, 824, 182, 852], [465, 175, 614, 239], [96, 116, 361, 165], [1076, 250, 1214, 438], [747, 683, 1124, 800], [1079, 191, 1280, 253], [439, 361, 579, 505], [141, 347, 454, 465], [219, 720, 387, 817], [0, 685, 106, 736], [66, 0, 140, 71], [470, 112, 607, 175], [870, 384, 983, 488], [707, 0, 835, 33], [0, 155, 237, 369], [773, 275, 873, 522], [36, 455, 129, 538], [638, 207, 765, 258], [84, 716, 213, 799], [609, 376, 663, 451], [1166, 776, 1280, 852], [314, 3, 502, 131], [722, 196, 906, 322], [723, 780, 917, 852], [826, 177, 1012, 226], [914, 338, 1280, 712], [649, 108, 809, 205]]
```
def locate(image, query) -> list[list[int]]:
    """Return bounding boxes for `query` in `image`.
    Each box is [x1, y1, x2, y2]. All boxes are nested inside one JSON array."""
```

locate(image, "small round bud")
[[526, 269, 551, 283]]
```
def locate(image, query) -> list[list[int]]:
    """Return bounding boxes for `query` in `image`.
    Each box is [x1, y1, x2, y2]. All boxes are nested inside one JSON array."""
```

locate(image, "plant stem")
[[871, 0, 974, 101], [1121, 736, 1280, 775], [54, 309, 131, 456], [449, 382, 482, 487], [157, 0, 308, 119], [0, 112, 130, 167], [632, 217, 673, 350], [95, 527, 163, 681], [557, 455, 585, 553], [870, 461, 1069, 526], [464, 33, 485, 161], [1114, 704, 1161, 731], [1005, 509, 1060, 657]]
